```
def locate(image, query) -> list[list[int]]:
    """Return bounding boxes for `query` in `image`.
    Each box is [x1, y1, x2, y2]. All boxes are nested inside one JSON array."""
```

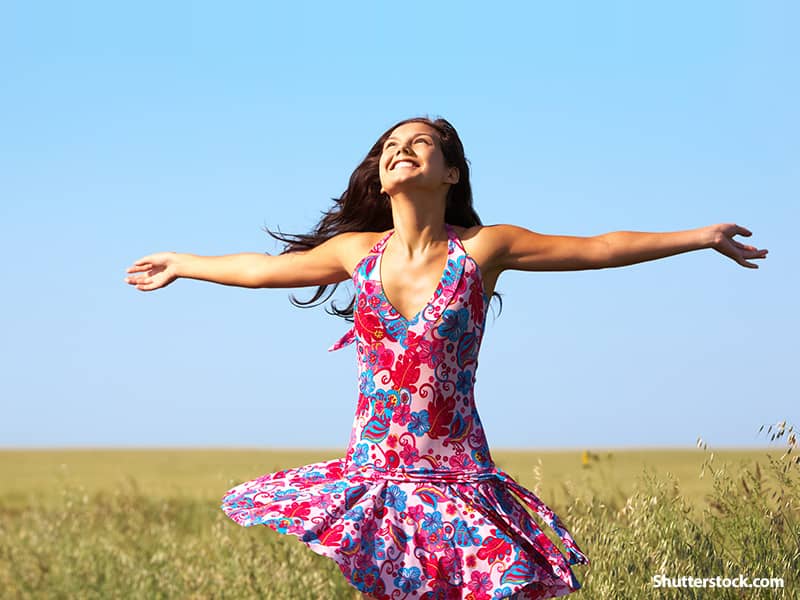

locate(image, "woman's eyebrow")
[[384, 133, 434, 142]]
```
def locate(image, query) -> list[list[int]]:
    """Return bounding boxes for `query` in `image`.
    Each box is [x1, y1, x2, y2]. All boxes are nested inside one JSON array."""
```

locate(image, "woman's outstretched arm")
[[599, 224, 767, 269], [124, 232, 362, 291], [482, 223, 768, 273]]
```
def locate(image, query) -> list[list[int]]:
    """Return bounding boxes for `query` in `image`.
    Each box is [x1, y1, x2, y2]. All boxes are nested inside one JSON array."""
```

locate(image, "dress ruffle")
[[222, 459, 586, 599]]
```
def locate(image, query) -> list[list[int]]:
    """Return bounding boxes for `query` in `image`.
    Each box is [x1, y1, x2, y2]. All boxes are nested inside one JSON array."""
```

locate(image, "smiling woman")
[[125, 115, 766, 600], [218, 116, 588, 600]]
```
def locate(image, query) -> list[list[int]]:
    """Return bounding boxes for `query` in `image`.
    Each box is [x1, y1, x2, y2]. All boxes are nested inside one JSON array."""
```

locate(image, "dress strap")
[[370, 228, 394, 255], [328, 229, 394, 352]]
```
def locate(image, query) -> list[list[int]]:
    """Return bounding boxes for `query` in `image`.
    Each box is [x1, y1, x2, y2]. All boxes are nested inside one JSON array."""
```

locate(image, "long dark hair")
[[265, 116, 503, 321]]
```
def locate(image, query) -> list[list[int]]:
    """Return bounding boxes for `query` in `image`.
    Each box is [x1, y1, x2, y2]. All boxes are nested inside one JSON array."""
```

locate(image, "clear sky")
[[1, 1, 796, 449]]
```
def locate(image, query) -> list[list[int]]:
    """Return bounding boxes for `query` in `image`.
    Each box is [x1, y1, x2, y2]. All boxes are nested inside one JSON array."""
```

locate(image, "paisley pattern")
[[221, 223, 588, 599]]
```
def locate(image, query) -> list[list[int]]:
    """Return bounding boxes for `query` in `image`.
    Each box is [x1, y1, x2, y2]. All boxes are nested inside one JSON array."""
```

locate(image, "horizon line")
[[0, 444, 780, 452]]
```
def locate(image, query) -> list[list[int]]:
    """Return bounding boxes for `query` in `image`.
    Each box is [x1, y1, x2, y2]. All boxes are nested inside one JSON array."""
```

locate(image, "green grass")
[[1, 446, 797, 599]]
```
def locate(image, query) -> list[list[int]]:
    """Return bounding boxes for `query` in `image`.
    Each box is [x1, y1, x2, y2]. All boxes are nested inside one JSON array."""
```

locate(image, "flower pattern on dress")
[[221, 223, 588, 599]]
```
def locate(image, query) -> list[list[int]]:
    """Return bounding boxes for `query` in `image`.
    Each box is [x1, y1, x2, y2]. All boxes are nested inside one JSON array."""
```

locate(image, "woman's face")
[[378, 122, 458, 197]]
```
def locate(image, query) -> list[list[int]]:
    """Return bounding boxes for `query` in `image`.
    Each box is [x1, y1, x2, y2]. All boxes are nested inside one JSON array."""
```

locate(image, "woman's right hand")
[[125, 252, 180, 291]]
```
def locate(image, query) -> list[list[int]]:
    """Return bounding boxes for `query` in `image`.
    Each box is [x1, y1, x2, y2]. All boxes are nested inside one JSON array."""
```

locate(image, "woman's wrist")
[[698, 225, 720, 250], [170, 252, 193, 279]]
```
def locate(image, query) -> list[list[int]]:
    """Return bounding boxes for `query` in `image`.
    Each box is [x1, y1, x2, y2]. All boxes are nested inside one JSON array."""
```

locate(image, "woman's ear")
[[446, 167, 460, 185]]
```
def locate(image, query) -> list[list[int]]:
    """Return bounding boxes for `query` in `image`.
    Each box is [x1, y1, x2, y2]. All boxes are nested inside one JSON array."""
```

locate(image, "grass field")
[[1, 444, 797, 598]]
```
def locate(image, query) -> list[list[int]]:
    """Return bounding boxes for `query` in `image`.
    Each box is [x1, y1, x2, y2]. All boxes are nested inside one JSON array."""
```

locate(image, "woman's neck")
[[387, 193, 448, 258]]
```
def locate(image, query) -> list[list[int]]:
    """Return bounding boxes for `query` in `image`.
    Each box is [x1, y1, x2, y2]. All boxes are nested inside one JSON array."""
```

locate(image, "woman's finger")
[[745, 249, 768, 257], [732, 240, 759, 251], [128, 261, 154, 271]]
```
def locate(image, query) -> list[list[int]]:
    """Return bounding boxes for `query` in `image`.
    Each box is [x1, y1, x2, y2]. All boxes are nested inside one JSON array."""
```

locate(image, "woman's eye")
[[415, 138, 428, 144]]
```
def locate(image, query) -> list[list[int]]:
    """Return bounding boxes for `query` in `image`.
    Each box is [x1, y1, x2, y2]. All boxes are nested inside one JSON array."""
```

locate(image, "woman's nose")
[[396, 143, 415, 156]]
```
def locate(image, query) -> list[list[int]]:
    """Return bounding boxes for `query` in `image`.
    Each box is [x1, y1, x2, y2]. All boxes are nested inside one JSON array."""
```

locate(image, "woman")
[[125, 116, 767, 599]]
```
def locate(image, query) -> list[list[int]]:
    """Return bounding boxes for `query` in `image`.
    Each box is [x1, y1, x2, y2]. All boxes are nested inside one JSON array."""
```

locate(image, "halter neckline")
[[375, 223, 456, 324]]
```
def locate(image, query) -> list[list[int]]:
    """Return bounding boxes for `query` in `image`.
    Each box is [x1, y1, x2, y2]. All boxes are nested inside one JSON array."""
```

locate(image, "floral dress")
[[221, 223, 588, 599]]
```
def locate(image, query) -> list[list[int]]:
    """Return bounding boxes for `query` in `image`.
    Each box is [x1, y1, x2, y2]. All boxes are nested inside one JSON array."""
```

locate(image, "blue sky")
[[1, 1, 796, 449]]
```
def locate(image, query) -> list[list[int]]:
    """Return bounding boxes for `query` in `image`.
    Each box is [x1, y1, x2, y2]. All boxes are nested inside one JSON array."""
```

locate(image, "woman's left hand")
[[707, 223, 768, 268]]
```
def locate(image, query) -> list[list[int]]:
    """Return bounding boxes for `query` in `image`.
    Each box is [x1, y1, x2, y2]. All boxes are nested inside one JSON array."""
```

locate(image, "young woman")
[[125, 117, 767, 599]]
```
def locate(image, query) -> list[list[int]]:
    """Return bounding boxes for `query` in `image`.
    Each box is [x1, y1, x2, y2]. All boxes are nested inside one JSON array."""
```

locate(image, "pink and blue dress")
[[221, 223, 588, 599]]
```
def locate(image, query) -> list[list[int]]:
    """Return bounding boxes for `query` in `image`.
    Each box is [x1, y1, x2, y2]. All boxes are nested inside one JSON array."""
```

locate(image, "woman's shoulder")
[[333, 230, 390, 276], [450, 224, 501, 262], [452, 223, 536, 280], [339, 229, 389, 252]]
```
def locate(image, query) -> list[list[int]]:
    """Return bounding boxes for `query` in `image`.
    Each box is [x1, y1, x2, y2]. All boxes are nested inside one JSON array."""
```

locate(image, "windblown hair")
[[264, 116, 503, 321]]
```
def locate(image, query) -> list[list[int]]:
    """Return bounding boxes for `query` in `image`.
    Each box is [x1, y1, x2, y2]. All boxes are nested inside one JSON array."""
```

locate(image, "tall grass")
[[1, 481, 354, 599], [565, 423, 799, 598], [1, 429, 797, 598]]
